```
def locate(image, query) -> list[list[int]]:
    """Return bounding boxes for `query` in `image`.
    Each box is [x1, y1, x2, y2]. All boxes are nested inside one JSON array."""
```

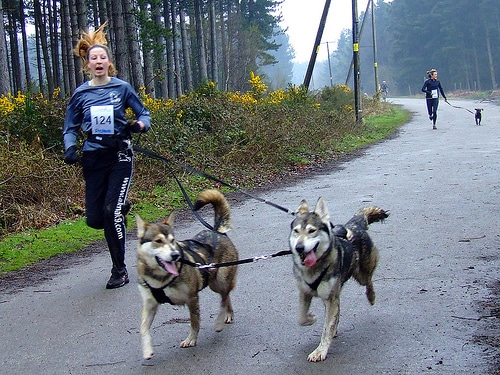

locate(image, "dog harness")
[[305, 226, 355, 291], [142, 240, 213, 305], [306, 265, 331, 291], [143, 280, 176, 305]]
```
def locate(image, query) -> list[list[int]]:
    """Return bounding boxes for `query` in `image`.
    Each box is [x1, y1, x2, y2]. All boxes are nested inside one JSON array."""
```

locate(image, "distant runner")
[[380, 80, 388, 101], [421, 69, 447, 129]]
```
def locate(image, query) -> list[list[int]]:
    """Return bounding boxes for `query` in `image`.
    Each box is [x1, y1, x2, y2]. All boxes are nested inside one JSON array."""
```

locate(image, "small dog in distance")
[[475, 108, 483, 125]]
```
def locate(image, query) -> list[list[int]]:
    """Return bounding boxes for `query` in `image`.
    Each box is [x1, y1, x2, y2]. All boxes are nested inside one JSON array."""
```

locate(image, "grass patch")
[[0, 219, 101, 273], [337, 106, 410, 153]]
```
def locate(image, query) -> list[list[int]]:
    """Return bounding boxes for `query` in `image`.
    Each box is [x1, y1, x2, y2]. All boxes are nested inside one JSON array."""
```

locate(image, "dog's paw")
[[142, 342, 154, 360], [180, 338, 197, 348], [224, 310, 235, 324], [299, 313, 317, 326], [307, 348, 328, 362], [142, 348, 154, 360], [215, 311, 234, 332]]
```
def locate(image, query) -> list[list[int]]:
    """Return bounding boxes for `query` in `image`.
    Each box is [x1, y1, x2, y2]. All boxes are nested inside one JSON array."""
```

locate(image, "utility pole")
[[303, 0, 332, 90], [326, 42, 333, 87], [371, 0, 379, 95], [352, 0, 361, 122], [345, 0, 371, 86]]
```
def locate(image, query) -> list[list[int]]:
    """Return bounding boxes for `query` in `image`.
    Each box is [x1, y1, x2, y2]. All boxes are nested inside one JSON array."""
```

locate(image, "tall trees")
[[321, 0, 500, 95], [1, 0, 498, 97], [385, 0, 500, 94], [0, 0, 283, 96]]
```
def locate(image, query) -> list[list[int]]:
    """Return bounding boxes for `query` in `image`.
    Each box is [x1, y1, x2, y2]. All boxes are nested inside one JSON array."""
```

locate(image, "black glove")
[[128, 120, 143, 133], [64, 146, 79, 164]]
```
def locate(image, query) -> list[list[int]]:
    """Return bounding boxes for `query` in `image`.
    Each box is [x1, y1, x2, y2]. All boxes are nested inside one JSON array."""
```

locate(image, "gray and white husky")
[[136, 189, 238, 360], [289, 197, 388, 362]]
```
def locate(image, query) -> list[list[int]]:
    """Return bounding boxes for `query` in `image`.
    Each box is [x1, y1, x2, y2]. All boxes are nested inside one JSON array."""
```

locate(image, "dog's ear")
[[314, 197, 330, 224], [296, 199, 310, 215], [164, 212, 175, 227], [136, 215, 147, 238]]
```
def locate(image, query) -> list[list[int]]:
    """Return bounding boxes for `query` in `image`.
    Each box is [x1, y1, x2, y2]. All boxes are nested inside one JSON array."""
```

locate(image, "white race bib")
[[431, 89, 438, 99], [90, 105, 114, 134]]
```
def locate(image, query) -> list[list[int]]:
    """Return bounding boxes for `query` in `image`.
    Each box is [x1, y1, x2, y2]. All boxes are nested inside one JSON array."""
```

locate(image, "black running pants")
[[81, 148, 133, 277], [426, 98, 439, 125]]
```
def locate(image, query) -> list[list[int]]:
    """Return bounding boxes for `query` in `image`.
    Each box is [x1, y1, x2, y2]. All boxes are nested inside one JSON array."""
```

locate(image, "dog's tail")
[[193, 189, 232, 233], [347, 206, 389, 230], [360, 206, 389, 225]]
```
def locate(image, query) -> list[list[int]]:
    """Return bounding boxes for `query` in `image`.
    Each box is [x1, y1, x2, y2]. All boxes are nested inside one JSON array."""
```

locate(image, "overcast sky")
[[278, 0, 387, 63]]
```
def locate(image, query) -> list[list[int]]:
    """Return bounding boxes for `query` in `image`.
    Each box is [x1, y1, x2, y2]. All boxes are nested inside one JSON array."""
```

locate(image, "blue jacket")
[[63, 77, 151, 151], [421, 79, 446, 100]]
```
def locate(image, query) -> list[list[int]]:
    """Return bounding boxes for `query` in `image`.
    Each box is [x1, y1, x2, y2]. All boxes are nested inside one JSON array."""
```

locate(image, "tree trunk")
[[208, 0, 218, 84], [163, 0, 175, 98], [110, 2, 130, 82], [484, 26, 498, 90], [35, 19, 44, 95], [0, 0, 11, 94], [49, 0, 61, 91], [153, 4, 168, 97], [179, 8, 193, 91], [60, 0, 75, 95], [7, 8, 22, 92], [123, 0, 144, 90], [194, 0, 208, 82], [33, 0, 54, 94], [69, 1, 84, 87], [171, 1, 182, 97], [140, 1, 154, 95], [75, 0, 88, 32], [19, 0, 32, 89], [219, 0, 229, 91], [97, 0, 108, 26]]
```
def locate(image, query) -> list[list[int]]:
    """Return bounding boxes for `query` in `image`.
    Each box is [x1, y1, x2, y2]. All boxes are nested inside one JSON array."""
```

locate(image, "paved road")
[[1, 98, 499, 374]]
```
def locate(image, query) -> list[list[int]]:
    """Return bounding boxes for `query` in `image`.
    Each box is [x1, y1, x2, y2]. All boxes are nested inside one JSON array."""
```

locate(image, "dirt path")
[[0, 98, 499, 374]]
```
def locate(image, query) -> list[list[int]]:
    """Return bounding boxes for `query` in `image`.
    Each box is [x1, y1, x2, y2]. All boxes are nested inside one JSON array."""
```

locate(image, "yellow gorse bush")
[[0, 73, 348, 119], [0, 74, 352, 147], [175, 109, 184, 123], [265, 89, 285, 105], [338, 84, 351, 93], [248, 71, 268, 99], [137, 86, 175, 113], [0, 92, 26, 116], [52, 87, 61, 99], [228, 91, 258, 108], [342, 104, 354, 113], [0, 96, 16, 116], [0, 89, 62, 117]]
